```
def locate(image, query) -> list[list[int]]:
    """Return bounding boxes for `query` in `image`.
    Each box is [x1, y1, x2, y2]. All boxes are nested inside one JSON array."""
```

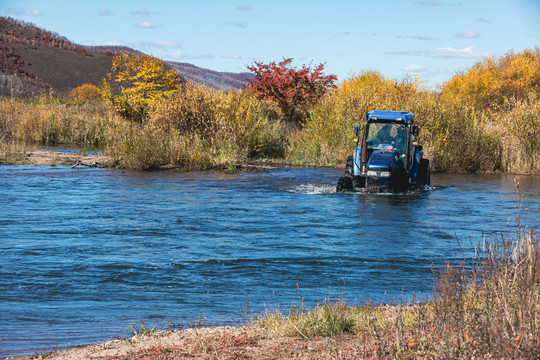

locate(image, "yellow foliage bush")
[[498, 96, 540, 173], [150, 82, 218, 137], [442, 48, 540, 110], [145, 82, 268, 168], [68, 84, 102, 101]]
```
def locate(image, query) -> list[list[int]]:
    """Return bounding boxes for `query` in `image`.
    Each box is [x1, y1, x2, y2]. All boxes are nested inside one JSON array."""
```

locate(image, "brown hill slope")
[[0, 17, 252, 96], [0, 17, 112, 96]]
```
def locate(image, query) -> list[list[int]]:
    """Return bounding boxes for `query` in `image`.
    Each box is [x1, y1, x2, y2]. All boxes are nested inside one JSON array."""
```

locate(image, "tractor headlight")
[[367, 170, 391, 177]]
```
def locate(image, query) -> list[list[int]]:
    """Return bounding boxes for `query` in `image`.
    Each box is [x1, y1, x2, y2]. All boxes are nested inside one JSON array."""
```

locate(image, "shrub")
[[246, 58, 337, 124], [68, 84, 102, 101], [105, 117, 172, 170], [150, 82, 218, 138]]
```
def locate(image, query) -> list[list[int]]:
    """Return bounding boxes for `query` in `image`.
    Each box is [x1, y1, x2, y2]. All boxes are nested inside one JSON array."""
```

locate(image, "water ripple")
[[0, 166, 539, 357]]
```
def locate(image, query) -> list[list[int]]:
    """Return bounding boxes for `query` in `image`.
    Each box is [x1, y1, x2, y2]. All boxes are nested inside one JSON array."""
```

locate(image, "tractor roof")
[[367, 110, 415, 124]]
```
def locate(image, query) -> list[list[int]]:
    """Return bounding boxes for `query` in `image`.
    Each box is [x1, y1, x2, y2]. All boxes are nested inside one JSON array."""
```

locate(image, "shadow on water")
[[0, 166, 539, 357]]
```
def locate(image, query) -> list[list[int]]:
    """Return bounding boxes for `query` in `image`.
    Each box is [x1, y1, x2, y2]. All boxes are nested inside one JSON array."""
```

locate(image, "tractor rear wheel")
[[417, 159, 430, 185]]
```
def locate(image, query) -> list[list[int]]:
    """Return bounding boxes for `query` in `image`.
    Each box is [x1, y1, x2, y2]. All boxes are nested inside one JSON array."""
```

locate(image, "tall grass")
[[0, 96, 109, 147], [1, 72, 539, 172]]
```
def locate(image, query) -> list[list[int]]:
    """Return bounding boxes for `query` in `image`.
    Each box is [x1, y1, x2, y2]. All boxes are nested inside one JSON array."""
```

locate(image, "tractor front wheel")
[[336, 176, 353, 192]]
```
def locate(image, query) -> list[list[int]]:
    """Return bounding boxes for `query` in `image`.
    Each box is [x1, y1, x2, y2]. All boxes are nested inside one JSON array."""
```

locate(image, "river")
[[1, 165, 539, 357]]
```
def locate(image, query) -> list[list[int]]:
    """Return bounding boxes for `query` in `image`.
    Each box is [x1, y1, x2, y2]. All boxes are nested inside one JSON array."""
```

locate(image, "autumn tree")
[[246, 58, 337, 124], [101, 54, 181, 121]]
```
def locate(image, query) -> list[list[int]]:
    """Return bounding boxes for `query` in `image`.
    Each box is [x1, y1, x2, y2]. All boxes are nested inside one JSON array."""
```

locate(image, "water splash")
[[286, 183, 336, 194]]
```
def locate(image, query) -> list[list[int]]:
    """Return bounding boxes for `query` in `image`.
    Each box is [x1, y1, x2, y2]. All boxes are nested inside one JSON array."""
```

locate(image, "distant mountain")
[[167, 61, 253, 91], [0, 17, 252, 97]]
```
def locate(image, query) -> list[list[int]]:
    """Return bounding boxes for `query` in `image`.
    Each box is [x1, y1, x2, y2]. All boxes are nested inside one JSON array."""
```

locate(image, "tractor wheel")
[[336, 175, 353, 192], [417, 159, 430, 185], [345, 155, 354, 176], [353, 175, 366, 189]]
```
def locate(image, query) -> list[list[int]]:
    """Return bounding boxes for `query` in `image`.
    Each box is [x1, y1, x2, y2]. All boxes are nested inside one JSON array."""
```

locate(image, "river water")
[[1, 165, 539, 357]]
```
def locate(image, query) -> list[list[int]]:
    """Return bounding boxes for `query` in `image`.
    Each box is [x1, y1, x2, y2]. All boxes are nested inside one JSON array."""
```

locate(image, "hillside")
[[0, 17, 251, 96], [167, 61, 253, 90], [0, 17, 113, 96]]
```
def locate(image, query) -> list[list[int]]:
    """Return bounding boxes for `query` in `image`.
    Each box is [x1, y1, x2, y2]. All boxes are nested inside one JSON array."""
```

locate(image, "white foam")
[[287, 184, 336, 194]]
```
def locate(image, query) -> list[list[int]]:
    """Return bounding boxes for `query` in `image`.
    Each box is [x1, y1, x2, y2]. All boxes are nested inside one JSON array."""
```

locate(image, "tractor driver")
[[369, 124, 395, 146], [368, 124, 407, 150]]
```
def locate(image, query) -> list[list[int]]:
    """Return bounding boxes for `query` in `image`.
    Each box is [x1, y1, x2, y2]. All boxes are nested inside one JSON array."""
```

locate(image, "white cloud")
[[390, 45, 488, 59], [396, 35, 439, 41], [98, 9, 114, 16], [237, 5, 252, 11], [456, 30, 480, 39], [222, 54, 243, 60], [84, 40, 125, 46], [415, 0, 443, 6], [151, 40, 181, 48], [170, 51, 214, 60], [402, 65, 428, 72], [428, 46, 486, 58], [225, 22, 248, 28], [6, 7, 45, 16], [136, 21, 158, 29], [476, 17, 491, 23], [389, 50, 424, 56], [133, 9, 151, 16]]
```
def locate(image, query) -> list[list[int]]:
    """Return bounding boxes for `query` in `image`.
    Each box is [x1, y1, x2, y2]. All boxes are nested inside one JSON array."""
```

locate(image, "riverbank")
[[0, 146, 322, 171], [2, 324, 386, 360]]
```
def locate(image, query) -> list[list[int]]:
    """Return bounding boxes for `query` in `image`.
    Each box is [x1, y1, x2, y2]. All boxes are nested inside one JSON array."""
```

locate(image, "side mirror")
[[412, 126, 419, 137], [353, 123, 361, 137]]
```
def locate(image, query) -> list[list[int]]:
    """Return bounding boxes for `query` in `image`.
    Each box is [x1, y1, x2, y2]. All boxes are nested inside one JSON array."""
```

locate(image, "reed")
[[0, 96, 110, 147]]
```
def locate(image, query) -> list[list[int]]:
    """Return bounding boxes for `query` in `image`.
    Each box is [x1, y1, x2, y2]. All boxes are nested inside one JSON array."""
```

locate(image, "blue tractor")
[[336, 110, 430, 193]]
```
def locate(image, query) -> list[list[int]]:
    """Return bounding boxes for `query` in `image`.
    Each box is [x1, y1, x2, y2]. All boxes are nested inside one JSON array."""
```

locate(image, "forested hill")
[[0, 17, 251, 96]]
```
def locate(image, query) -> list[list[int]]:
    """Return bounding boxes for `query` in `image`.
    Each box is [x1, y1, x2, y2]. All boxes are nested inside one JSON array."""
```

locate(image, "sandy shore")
[[4, 326, 374, 360], [24, 149, 111, 167]]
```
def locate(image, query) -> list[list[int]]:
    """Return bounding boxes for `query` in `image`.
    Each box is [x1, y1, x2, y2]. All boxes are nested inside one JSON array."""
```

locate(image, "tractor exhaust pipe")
[[361, 137, 367, 175]]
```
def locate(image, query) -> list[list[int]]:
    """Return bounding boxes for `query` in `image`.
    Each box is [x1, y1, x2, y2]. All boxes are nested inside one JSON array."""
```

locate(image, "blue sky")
[[1, 0, 539, 88]]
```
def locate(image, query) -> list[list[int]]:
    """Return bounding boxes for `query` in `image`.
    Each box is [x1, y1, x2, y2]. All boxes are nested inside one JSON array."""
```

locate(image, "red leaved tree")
[[246, 58, 337, 124]]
